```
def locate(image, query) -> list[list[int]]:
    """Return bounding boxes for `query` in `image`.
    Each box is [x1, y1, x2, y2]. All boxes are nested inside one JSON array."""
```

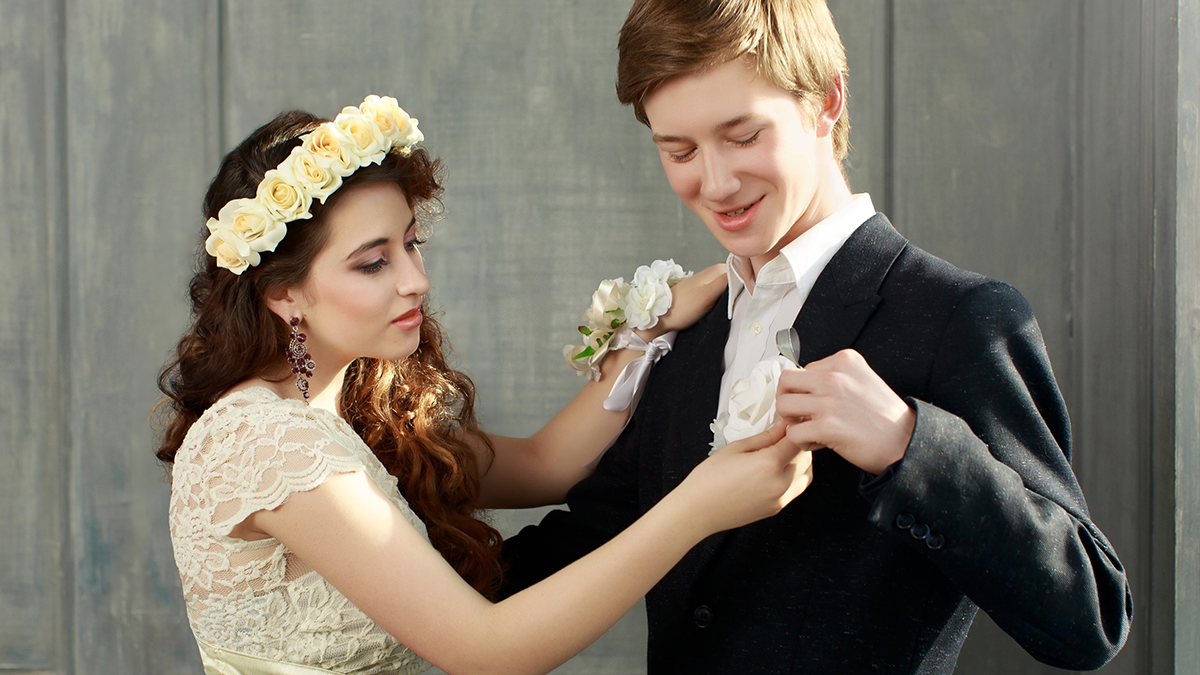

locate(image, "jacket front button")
[[693, 605, 714, 628]]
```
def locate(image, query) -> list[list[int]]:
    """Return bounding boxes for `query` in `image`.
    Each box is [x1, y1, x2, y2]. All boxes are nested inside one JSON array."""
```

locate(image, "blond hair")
[[617, 0, 850, 159]]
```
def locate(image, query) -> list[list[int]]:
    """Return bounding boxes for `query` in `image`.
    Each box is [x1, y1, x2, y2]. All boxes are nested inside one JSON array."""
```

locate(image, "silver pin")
[[776, 327, 801, 367]]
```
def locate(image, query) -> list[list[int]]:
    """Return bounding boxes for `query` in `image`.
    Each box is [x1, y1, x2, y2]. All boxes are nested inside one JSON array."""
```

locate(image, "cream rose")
[[335, 107, 388, 166], [204, 228, 254, 274], [710, 355, 794, 452], [256, 169, 312, 222], [582, 278, 629, 332], [359, 95, 412, 145], [279, 147, 342, 203], [301, 124, 358, 175], [214, 198, 288, 254]]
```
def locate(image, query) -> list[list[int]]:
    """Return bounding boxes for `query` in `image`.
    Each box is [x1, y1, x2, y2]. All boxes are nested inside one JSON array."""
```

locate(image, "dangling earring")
[[287, 316, 315, 402]]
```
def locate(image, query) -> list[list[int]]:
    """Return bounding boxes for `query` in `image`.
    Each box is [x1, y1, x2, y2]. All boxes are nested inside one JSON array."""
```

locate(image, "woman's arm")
[[250, 424, 809, 675], [478, 264, 727, 508]]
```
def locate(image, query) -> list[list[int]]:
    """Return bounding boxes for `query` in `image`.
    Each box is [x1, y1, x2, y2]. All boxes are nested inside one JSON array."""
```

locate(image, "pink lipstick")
[[392, 308, 423, 330]]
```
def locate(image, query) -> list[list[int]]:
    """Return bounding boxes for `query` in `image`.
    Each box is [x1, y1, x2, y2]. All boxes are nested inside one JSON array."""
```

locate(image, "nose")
[[398, 249, 431, 298], [699, 148, 739, 203]]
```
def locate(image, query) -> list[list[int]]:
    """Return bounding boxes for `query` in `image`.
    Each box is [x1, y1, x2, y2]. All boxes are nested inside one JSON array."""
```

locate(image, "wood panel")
[[890, 2, 1139, 673], [1169, 1, 1200, 671], [0, 1, 67, 671], [828, 0, 889, 209], [64, 0, 219, 672]]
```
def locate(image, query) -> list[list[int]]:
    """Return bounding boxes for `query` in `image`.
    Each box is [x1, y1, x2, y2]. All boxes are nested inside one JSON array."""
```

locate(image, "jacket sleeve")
[[497, 402, 647, 599], [860, 280, 1132, 670]]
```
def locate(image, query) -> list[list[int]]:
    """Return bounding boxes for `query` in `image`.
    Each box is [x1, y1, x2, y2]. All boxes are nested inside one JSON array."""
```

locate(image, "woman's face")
[[293, 181, 430, 368]]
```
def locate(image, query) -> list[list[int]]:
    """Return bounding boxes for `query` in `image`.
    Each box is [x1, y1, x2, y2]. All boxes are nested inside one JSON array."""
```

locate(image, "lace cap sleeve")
[[188, 393, 367, 537]]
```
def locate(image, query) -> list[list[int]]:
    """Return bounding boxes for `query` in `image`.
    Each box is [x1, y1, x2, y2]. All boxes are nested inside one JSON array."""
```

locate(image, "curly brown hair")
[[156, 110, 504, 597]]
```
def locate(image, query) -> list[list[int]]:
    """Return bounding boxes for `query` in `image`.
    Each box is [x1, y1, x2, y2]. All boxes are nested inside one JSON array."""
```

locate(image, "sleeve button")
[[910, 523, 930, 539], [894, 513, 916, 530], [693, 605, 714, 628], [925, 533, 945, 550]]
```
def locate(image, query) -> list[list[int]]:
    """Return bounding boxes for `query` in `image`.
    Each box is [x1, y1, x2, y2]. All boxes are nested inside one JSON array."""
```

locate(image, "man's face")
[[643, 58, 841, 275]]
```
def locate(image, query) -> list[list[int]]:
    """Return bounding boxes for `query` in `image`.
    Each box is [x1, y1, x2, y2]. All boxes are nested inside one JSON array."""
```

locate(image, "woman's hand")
[[637, 263, 728, 340], [668, 424, 814, 537]]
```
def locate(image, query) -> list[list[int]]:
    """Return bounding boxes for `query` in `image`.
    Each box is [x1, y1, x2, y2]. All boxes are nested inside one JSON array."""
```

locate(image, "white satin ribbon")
[[602, 330, 677, 412]]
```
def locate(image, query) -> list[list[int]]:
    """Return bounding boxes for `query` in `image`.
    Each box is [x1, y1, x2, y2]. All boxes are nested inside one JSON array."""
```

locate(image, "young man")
[[502, 1, 1132, 672]]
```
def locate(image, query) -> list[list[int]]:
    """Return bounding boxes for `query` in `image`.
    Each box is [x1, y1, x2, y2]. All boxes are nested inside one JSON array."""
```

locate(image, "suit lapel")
[[661, 214, 908, 585], [794, 214, 907, 364]]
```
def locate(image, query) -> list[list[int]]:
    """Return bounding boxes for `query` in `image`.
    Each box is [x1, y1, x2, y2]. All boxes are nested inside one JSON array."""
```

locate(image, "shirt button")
[[750, 323, 763, 335], [693, 605, 714, 628]]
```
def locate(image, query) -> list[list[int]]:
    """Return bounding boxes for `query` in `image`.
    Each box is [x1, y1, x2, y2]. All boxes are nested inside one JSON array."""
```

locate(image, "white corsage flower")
[[710, 355, 794, 453], [625, 259, 692, 330], [582, 278, 630, 332]]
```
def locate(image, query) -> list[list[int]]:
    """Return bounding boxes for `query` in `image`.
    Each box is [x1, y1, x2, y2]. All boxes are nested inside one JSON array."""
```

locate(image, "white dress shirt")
[[716, 194, 877, 420]]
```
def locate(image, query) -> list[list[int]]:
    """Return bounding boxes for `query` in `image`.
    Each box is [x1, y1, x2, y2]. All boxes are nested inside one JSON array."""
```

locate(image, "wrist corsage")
[[564, 259, 692, 381]]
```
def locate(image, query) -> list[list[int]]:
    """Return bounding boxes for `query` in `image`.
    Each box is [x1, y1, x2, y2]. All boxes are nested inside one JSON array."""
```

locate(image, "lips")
[[391, 307, 423, 330], [711, 197, 762, 232]]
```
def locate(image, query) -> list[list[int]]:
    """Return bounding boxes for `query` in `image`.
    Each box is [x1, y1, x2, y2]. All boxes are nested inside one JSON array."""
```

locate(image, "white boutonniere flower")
[[710, 355, 795, 453]]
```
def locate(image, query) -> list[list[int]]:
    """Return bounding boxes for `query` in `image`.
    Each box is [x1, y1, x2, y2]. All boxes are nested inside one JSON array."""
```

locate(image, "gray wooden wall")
[[1, 1, 1195, 674]]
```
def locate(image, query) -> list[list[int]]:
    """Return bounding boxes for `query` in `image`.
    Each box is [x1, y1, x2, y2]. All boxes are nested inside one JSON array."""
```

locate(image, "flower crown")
[[205, 95, 424, 274]]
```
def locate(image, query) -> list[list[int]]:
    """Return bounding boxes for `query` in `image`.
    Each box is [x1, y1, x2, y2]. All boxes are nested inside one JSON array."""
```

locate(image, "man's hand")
[[775, 349, 915, 475]]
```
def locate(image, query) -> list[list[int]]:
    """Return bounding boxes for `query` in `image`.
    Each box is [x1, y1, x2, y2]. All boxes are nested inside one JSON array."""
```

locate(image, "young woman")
[[157, 97, 811, 675]]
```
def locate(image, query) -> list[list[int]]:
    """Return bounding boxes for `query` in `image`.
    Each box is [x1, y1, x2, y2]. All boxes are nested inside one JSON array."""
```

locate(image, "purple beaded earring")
[[287, 316, 315, 401]]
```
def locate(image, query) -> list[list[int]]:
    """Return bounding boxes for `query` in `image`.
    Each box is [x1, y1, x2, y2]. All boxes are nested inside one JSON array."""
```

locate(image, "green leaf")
[[572, 346, 596, 361]]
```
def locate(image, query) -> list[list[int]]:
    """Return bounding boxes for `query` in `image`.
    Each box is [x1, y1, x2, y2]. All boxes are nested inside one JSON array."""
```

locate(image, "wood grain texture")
[[0, 0, 1194, 673], [0, 1, 67, 671], [64, 0, 218, 672], [1171, 1, 1200, 671]]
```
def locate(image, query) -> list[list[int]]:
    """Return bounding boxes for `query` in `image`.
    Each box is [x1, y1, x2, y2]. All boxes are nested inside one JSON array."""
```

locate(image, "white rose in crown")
[[302, 123, 359, 176], [279, 146, 343, 203], [335, 107, 390, 167], [359, 95, 423, 152], [710, 355, 795, 453], [256, 169, 313, 222]]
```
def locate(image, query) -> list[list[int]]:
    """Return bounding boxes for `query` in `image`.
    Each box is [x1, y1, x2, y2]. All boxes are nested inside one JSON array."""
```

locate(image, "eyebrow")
[[344, 216, 416, 260], [651, 114, 755, 144]]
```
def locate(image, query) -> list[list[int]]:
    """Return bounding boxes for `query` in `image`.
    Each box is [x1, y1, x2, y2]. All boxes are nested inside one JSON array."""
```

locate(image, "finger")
[[719, 421, 788, 455], [785, 418, 825, 449], [775, 391, 820, 421], [776, 368, 818, 395], [782, 451, 815, 501]]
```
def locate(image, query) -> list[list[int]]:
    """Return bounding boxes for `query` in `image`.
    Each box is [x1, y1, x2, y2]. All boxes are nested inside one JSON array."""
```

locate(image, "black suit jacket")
[[502, 215, 1132, 674]]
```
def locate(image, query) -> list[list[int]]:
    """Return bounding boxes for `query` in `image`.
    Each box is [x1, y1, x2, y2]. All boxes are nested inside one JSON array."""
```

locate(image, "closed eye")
[[405, 236, 427, 252], [732, 130, 761, 147], [665, 147, 697, 163], [359, 258, 389, 274]]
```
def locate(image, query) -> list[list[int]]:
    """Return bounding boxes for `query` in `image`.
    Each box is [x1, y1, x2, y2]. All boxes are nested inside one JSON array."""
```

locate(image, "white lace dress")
[[168, 387, 432, 675]]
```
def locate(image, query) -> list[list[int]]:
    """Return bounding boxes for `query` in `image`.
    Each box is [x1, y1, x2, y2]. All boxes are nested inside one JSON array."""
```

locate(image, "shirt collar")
[[726, 194, 876, 317]]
